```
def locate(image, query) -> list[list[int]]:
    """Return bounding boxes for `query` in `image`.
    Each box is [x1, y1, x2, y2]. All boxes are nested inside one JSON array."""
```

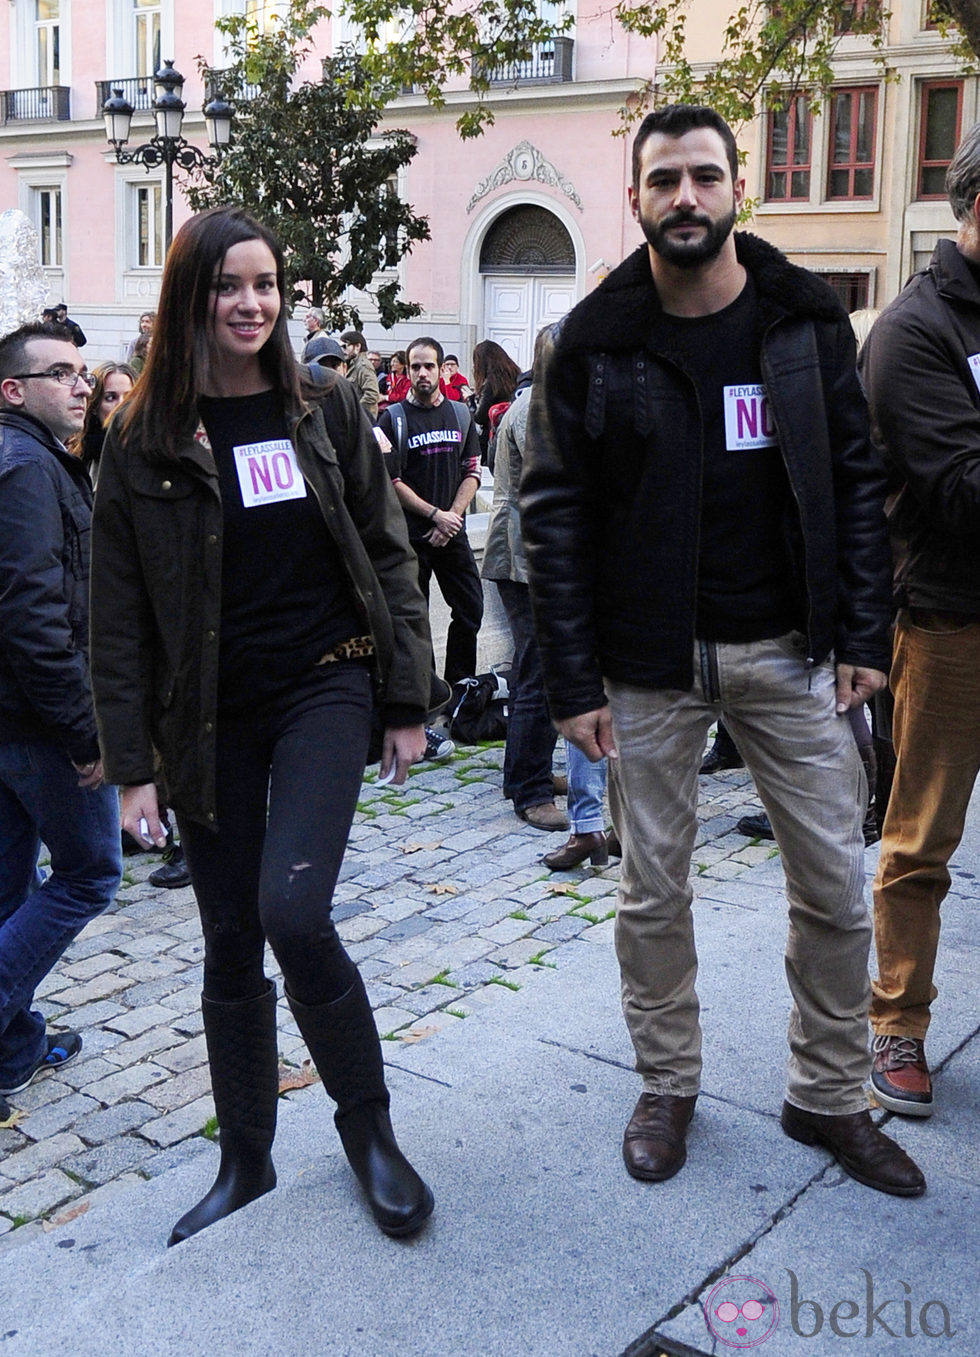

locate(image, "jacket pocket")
[[130, 463, 198, 501]]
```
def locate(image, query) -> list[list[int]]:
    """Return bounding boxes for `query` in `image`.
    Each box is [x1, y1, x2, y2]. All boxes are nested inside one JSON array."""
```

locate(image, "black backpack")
[[447, 665, 512, 743]]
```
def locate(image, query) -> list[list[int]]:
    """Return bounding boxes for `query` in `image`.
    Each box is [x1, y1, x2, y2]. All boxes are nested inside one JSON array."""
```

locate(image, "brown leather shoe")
[[543, 832, 609, 870], [552, 774, 568, 797], [871, 1035, 933, 1117], [517, 802, 569, 832], [780, 1101, 925, 1197], [623, 1092, 697, 1182]]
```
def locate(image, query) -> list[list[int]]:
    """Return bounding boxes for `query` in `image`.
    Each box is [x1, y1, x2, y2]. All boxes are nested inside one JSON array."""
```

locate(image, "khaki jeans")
[[872, 610, 980, 1040], [607, 633, 871, 1116]]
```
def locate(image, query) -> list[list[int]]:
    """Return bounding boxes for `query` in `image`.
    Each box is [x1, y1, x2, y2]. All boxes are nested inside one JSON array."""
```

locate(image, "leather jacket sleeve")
[[808, 316, 894, 673], [521, 328, 607, 719], [792, 313, 895, 673]]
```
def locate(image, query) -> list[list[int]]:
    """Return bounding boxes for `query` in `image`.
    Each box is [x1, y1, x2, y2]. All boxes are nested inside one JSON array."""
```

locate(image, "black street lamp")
[[103, 60, 233, 253]]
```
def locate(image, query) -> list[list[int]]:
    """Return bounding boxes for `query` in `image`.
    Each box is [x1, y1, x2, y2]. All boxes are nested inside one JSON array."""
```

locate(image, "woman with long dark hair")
[[472, 339, 521, 462], [68, 361, 136, 473], [90, 206, 434, 1247]]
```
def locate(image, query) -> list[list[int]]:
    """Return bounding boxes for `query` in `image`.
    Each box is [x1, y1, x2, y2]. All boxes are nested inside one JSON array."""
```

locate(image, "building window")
[[766, 96, 812, 201], [132, 183, 164, 267], [923, 0, 944, 29], [827, 86, 877, 200], [35, 0, 61, 85], [834, 0, 879, 34], [917, 81, 962, 199], [133, 0, 161, 79], [380, 177, 400, 270], [241, 0, 289, 35], [33, 186, 62, 266], [332, 2, 415, 53], [818, 270, 872, 312]]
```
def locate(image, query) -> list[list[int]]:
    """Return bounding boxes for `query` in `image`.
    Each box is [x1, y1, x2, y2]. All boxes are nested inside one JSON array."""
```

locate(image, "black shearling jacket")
[[90, 369, 430, 829], [861, 238, 980, 614], [521, 233, 894, 720]]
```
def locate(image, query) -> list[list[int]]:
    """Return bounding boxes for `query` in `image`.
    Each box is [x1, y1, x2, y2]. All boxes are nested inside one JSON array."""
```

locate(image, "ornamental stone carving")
[[467, 142, 583, 213]]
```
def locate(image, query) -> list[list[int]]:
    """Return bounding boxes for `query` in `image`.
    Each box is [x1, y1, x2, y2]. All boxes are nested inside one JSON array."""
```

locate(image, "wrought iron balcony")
[[0, 85, 71, 125], [203, 68, 260, 104], [473, 37, 574, 87], [95, 77, 155, 116]]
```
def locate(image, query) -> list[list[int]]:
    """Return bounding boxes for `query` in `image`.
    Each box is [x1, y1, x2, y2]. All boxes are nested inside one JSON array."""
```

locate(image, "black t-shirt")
[[198, 388, 362, 711], [379, 398, 481, 541], [658, 277, 801, 641]]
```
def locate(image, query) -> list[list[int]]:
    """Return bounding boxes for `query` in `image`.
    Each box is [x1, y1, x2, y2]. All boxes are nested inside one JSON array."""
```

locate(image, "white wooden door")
[[482, 275, 576, 370]]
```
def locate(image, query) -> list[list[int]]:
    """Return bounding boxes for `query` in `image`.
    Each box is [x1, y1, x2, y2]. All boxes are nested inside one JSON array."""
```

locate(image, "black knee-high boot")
[[286, 975, 434, 1238], [168, 982, 279, 1247]]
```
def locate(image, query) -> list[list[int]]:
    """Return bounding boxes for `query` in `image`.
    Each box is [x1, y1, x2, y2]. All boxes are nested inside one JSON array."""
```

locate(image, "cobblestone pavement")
[[0, 741, 768, 1250]]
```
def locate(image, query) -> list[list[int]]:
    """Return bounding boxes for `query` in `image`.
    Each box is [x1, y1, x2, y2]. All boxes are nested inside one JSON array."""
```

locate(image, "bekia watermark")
[[703, 1270, 955, 1348], [704, 1276, 780, 1348]]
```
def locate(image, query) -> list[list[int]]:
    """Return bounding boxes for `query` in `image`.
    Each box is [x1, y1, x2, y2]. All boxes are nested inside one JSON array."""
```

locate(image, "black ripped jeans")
[[177, 664, 372, 1007]]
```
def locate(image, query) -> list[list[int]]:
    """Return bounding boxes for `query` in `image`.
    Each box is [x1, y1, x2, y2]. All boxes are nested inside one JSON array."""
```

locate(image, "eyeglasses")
[[9, 366, 95, 390]]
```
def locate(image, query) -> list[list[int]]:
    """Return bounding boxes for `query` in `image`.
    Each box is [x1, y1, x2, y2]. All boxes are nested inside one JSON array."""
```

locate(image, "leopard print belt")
[[315, 634, 375, 665]]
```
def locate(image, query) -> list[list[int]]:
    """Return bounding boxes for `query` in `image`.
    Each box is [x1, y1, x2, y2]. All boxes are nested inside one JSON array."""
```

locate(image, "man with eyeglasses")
[[0, 322, 121, 1117]]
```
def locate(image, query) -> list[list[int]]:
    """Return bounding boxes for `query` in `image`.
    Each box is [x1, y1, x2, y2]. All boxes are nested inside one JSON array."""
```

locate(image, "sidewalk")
[[1, 750, 977, 1355], [0, 744, 765, 1239]]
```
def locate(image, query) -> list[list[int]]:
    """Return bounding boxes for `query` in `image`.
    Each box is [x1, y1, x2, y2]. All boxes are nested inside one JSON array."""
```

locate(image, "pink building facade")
[[1, 2, 966, 367], [0, 0, 657, 366]]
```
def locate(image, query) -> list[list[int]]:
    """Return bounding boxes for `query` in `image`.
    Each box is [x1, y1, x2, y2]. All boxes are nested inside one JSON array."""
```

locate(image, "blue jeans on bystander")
[[565, 741, 607, 834], [0, 740, 121, 1087]]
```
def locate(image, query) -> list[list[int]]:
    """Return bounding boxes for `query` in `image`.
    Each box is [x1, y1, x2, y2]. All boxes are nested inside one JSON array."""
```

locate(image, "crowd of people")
[[6, 98, 980, 1255]]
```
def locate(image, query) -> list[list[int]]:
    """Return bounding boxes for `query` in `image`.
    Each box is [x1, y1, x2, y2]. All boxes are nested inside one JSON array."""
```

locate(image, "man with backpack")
[[379, 337, 484, 753]]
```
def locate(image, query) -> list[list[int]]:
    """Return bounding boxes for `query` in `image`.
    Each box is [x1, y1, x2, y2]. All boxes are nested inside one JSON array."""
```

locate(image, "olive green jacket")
[[90, 369, 430, 828]]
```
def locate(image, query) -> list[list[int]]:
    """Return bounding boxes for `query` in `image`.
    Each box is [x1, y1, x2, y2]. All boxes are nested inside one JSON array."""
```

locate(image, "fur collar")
[[559, 231, 844, 352]]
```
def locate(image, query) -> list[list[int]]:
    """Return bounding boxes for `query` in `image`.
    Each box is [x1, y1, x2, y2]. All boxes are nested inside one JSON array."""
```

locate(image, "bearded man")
[[521, 104, 925, 1199]]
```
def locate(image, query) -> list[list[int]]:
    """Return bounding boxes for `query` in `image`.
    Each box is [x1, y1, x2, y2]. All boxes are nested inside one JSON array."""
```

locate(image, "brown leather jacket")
[[90, 369, 429, 828]]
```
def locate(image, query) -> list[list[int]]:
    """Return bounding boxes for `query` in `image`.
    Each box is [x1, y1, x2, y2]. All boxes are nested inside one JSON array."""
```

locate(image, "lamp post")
[[103, 60, 233, 253]]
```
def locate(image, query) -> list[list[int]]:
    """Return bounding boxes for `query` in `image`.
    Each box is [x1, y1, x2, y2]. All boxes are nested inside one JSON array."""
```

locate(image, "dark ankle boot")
[[148, 833, 192, 889], [700, 721, 744, 774], [168, 983, 279, 1246], [543, 831, 609, 871], [286, 976, 433, 1238]]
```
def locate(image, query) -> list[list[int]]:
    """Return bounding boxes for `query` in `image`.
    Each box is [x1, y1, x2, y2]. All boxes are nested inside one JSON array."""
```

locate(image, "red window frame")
[[765, 96, 812, 202], [917, 80, 963, 200], [818, 271, 872, 312], [827, 86, 878, 201]]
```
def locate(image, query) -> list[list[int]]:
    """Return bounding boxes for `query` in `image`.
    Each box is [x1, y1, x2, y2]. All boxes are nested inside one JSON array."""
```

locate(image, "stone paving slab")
[[658, 1163, 975, 1356], [4, 898, 975, 1357], [0, 740, 772, 1251]]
